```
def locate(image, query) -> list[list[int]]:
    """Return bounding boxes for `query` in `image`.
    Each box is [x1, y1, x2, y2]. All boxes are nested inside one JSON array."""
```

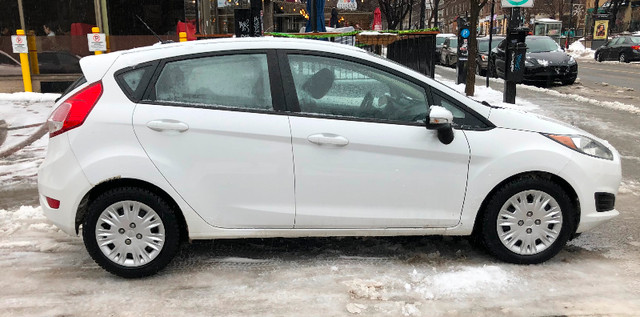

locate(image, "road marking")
[[580, 65, 640, 75]]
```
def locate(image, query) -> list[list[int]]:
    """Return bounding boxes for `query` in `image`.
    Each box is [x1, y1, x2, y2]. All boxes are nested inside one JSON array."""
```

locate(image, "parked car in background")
[[0, 50, 21, 76], [491, 35, 578, 85], [476, 36, 504, 76], [435, 33, 455, 64], [39, 38, 620, 278], [440, 36, 459, 67], [37, 51, 82, 74], [0, 50, 81, 75], [594, 35, 640, 63]]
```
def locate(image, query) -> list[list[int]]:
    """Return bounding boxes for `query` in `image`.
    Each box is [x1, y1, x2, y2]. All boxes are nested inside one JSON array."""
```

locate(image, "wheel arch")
[[471, 171, 581, 239], [75, 178, 189, 242]]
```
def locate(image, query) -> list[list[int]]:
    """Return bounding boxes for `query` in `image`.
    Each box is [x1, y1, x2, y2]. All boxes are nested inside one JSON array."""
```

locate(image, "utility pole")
[[420, 0, 425, 28]]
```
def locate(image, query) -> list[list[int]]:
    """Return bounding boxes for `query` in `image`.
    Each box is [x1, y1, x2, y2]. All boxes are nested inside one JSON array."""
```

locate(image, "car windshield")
[[478, 39, 501, 53], [436, 37, 447, 45], [526, 37, 560, 53], [449, 38, 458, 47]]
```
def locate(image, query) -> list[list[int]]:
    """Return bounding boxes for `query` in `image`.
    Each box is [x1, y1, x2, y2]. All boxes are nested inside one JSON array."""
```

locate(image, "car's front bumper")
[[558, 147, 622, 233], [524, 64, 578, 82]]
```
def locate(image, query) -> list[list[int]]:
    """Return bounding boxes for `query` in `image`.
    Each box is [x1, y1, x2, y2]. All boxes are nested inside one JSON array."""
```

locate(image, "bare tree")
[[464, 0, 489, 96], [378, 0, 418, 30]]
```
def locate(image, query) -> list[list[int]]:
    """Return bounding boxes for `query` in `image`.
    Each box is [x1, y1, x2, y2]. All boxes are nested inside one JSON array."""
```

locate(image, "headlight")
[[525, 60, 534, 67], [481, 54, 488, 61], [543, 134, 614, 160], [568, 56, 576, 65]]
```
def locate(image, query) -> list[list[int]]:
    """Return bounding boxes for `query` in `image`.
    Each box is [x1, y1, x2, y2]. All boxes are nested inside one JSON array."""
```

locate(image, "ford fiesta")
[[38, 38, 621, 278]]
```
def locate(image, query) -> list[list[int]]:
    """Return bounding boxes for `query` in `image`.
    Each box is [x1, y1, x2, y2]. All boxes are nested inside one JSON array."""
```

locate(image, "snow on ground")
[[0, 92, 58, 187]]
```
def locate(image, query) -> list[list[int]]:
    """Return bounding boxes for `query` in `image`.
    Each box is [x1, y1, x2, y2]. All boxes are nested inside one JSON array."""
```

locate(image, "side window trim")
[[140, 49, 283, 112]]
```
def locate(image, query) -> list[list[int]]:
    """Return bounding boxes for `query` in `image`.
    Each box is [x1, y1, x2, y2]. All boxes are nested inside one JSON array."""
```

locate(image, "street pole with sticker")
[[12, 29, 32, 92]]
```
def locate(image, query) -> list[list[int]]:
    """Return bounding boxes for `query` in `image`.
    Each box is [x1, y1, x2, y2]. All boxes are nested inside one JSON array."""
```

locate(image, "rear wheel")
[[619, 53, 629, 63], [82, 187, 181, 278], [481, 177, 575, 264]]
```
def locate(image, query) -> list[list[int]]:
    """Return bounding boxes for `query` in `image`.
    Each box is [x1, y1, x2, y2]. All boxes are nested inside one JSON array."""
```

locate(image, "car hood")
[[526, 50, 573, 66], [488, 107, 591, 136]]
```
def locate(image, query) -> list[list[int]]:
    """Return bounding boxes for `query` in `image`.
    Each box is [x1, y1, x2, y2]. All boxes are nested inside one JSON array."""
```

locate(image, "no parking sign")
[[11, 35, 28, 53], [87, 33, 107, 52]]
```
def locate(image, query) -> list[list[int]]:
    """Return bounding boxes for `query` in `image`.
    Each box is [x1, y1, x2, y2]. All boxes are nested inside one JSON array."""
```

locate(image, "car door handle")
[[307, 133, 349, 147], [146, 120, 189, 132]]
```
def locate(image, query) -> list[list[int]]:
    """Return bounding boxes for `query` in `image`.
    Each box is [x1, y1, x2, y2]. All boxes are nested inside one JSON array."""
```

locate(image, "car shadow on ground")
[[166, 235, 606, 273]]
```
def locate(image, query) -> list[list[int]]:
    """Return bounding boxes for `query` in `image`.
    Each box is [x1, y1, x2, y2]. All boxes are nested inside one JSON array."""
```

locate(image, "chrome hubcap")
[[496, 190, 563, 255], [95, 201, 165, 267]]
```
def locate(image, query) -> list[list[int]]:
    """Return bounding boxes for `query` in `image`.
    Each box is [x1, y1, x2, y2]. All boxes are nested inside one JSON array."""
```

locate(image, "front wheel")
[[481, 177, 575, 264], [82, 187, 181, 278]]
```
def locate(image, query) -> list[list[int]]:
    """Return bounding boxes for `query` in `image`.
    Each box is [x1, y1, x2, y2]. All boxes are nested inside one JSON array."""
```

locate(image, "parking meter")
[[504, 27, 528, 83], [456, 16, 470, 84]]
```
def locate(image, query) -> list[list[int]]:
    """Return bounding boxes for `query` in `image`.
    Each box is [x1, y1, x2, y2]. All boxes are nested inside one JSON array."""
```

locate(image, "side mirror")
[[426, 106, 454, 144]]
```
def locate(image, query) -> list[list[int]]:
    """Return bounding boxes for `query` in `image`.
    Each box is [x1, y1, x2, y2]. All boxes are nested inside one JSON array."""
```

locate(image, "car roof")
[[436, 33, 455, 37]]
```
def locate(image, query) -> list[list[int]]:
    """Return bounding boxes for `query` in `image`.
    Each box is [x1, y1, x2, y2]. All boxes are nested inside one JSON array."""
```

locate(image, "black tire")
[[619, 53, 629, 63], [82, 187, 181, 278], [480, 177, 576, 264], [596, 53, 603, 62], [561, 76, 577, 85]]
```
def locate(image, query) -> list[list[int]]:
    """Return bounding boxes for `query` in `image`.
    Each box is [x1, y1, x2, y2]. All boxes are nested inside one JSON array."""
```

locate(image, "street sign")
[[501, 0, 533, 8], [87, 33, 107, 52], [11, 35, 28, 53], [460, 28, 470, 39]]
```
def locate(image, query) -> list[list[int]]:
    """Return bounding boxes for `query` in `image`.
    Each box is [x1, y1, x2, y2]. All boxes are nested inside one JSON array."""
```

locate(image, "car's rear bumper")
[[38, 134, 92, 235]]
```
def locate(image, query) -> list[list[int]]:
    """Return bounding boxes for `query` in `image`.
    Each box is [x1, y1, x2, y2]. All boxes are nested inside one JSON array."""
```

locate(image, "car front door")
[[132, 51, 295, 229], [280, 52, 471, 228]]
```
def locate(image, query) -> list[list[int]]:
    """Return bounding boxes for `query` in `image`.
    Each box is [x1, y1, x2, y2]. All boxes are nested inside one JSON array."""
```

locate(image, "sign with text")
[[87, 33, 107, 51], [501, 0, 533, 8], [11, 35, 28, 53]]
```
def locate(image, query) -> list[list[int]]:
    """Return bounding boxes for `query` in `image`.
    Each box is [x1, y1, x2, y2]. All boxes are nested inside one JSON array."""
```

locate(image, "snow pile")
[[0, 92, 60, 102], [0, 206, 56, 236], [407, 266, 519, 299], [435, 74, 540, 111], [619, 179, 640, 196], [567, 40, 595, 59]]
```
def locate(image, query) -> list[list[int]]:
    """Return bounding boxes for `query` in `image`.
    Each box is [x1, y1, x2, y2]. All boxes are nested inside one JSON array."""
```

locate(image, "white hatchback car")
[[38, 38, 621, 278]]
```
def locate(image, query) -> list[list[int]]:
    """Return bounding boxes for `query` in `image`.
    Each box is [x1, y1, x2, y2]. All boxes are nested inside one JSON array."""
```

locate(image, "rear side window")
[[115, 65, 154, 101], [152, 54, 272, 111]]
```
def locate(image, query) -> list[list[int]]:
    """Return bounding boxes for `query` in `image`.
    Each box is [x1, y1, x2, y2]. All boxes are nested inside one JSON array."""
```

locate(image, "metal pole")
[[311, 0, 317, 32], [486, 0, 494, 87], [17, 0, 26, 31], [433, 0, 439, 29], [503, 7, 519, 104], [567, 0, 574, 48], [16, 29, 32, 92]]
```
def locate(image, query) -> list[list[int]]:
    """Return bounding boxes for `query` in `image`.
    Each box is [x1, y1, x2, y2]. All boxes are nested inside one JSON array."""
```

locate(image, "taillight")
[[45, 196, 60, 209], [48, 81, 103, 138], [632, 45, 640, 50]]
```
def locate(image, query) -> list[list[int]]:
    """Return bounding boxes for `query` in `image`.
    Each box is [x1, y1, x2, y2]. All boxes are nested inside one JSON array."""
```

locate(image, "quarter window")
[[287, 54, 429, 124], [154, 54, 272, 110]]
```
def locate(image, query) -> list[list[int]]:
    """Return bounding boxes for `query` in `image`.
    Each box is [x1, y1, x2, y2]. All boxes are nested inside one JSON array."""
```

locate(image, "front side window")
[[153, 54, 272, 110], [431, 90, 488, 129], [287, 54, 428, 124]]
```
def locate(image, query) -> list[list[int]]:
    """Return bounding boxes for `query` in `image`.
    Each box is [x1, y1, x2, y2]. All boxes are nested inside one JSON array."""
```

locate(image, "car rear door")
[[279, 52, 471, 228], [132, 50, 296, 229]]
